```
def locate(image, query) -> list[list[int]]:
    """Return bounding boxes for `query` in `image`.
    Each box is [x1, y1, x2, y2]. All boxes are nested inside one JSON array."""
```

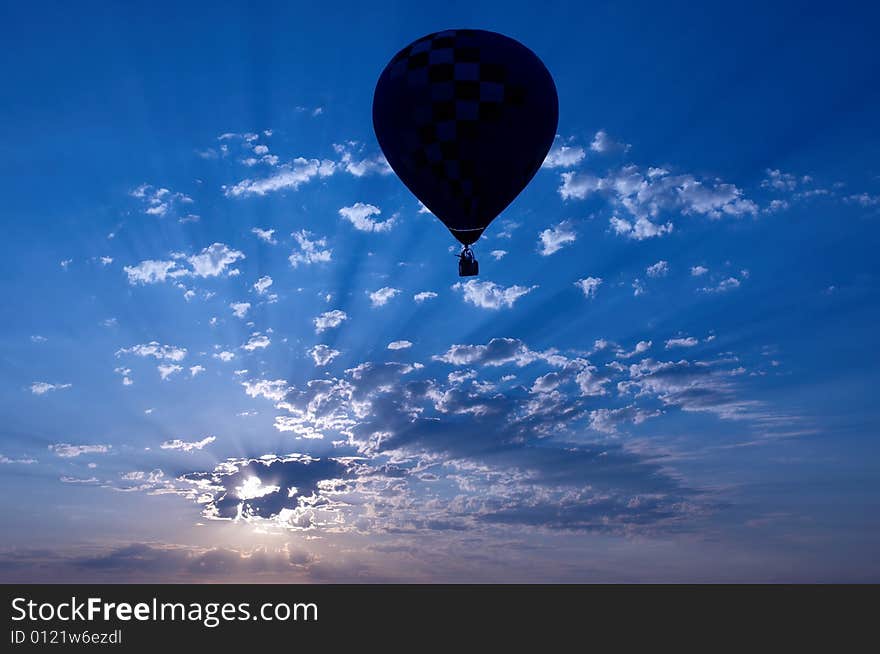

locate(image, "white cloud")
[[289, 230, 332, 267], [190, 365, 206, 377], [542, 144, 586, 169], [845, 193, 880, 207], [434, 337, 561, 368], [617, 340, 652, 359], [333, 143, 393, 177], [309, 345, 341, 366], [60, 259, 72, 270], [538, 221, 577, 256], [99, 256, 113, 265], [158, 364, 183, 380], [632, 278, 646, 296], [114, 367, 133, 386], [131, 184, 193, 217], [701, 277, 742, 293], [314, 310, 347, 333], [251, 227, 277, 244], [646, 260, 669, 278], [338, 203, 395, 232], [230, 302, 251, 319], [574, 277, 603, 298], [609, 215, 673, 240], [590, 129, 629, 153], [490, 250, 508, 260], [561, 165, 756, 227], [123, 259, 184, 285], [242, 379, 289, 402], [665, 337, 699, 349], [387, 340, 413, 350], [236, 475, 280, 500], [243, 332, 271, 351], [691, 265, 709, 276], [30, 335, 48, 343], [49, 443, 110, 458], [188, 243, 245, 278], [413, 291, 438, 303], [117, 342, 187, 362], [160, 436, 216, 452], [0, 454, 37, 465], [253, 276, 273, 295], [452, 280, 537, 309], [225, 157, 336, 197], [213, 351, 235, 362], [369, 287, 400, 307], [761, 169, 799, 191], [30, 382, 71, 395]]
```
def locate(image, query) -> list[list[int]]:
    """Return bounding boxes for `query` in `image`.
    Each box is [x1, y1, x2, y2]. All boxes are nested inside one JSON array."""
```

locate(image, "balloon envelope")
[[373, 29, 558, 245]]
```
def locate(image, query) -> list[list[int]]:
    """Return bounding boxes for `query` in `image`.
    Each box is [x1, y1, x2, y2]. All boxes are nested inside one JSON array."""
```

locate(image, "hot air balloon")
[[373, 29, 558, 276]]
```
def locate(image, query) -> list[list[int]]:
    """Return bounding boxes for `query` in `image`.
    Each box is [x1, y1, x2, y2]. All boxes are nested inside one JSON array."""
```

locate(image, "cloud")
[[387, 340, 413, 350], [230, 302, 251, 319], [123, 259, 185, 285], [646, 260, 669, 278], [590, 129, 629, 154], [338, 203, 395, 232], [158, 364, 183, 380], [251, 227, 277, 244], [114, 367, 133, 386], [117, 342, 187, 362], [242, 379, 289, 402], [609, 215, 674, 240], [333, 143, 393, 177], [434, 338, 562, 368], [538, 221, 577, 256], [188, 243, 245, 278], [160, 436, 216, 452], [490, 250, 507, 260], [413, 291, 438, 303], [190, 365, 205, 377], [542, 144, 586, 169], [369, 287, 400, 307], [845, 193, 880, 207], [665, 337, 699, 349], [180, 454, 358, 528], [310, 345, 341, 366], [289, 230, 332, 267], [700, 277, 742, 293], [761, 169, 801, 192], [561, 165, 756, 228], [124, 244, 244, 285], [452, 280, 537, 309], [632, 278, 646, 296], [314, 310, 348, 333], [224, 157, 336, 197], [30, 382, 72, 395], [574, 277, 603, 298], [253, 276, 273, 295], [243, 332, 271, 351], [617, 340, 652, 359], [0, 454, 37, 465], [213, 351, 235, 362], [49, 443, 110, 458], [131, 184, 193, 217], [691, 265, 709, 277]]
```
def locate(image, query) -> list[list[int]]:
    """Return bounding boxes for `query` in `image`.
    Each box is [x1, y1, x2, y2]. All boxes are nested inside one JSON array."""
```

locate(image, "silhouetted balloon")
[[373, 29, 558, 246]]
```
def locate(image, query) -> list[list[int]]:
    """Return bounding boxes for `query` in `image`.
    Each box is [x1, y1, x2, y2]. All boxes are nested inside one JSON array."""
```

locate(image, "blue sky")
[[1, 0, 878, 582]]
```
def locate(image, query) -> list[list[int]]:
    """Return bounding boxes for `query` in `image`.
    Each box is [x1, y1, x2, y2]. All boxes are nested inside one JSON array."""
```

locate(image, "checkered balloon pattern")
[[373, 29, 558, 245]]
